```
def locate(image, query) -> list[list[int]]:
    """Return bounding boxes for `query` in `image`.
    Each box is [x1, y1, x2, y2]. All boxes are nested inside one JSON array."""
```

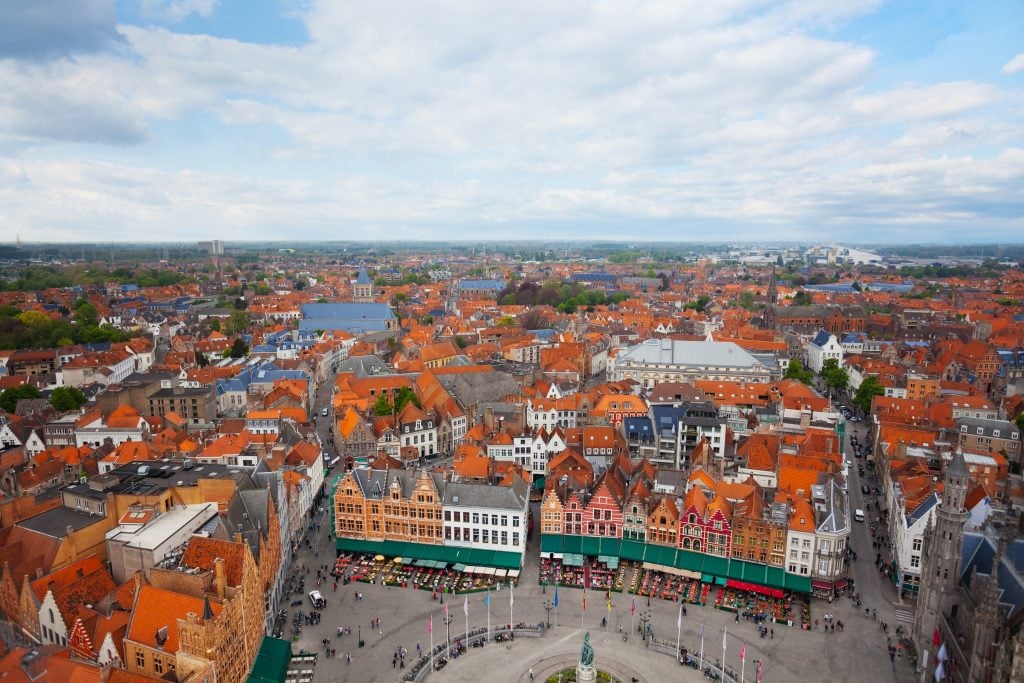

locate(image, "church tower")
[[967, 518, 1012, 683], [761, 267, 779, 329], [353, 266, 374, 303], [913, 448, 970, 657]]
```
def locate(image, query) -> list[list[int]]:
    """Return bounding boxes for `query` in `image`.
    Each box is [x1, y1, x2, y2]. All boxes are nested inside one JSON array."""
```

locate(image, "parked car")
[[309, 590, 325, 607], [321, 407, 329, 417]]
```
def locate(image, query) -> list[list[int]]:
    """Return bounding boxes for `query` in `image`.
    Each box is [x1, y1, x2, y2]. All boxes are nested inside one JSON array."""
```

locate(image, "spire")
[[202, 594, 214, 621], [946, 447, 969, 479]]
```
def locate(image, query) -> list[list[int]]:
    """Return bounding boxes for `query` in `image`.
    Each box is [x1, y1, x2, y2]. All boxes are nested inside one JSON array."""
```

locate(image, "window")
[[482, 529, 489, 543], [912, 538, 922, 552], [472, 513, 479, 524], [136, 651, 146, 668], [501, 515, 508, 526], [910, 555, 920, 568], [492, 515, 499, 526], [473, 529, 480, 543], [155, 658, 164, 674], [513, 517, 520, 527]]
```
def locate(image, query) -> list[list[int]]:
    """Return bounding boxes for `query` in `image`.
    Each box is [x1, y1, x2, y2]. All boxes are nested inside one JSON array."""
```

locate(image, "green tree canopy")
[[49, 386, 88, 411], [0, 384, 42, 413], [74, 302, 100, 328], [853, 376, 885, 414], [784, 359, 815, 385], [820, 358, 849, 391], [228, 337, 249, 358]]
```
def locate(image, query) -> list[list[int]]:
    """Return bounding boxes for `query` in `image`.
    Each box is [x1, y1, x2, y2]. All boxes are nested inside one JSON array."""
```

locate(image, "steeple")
[[767, 266, 779, 306], [913, 448, 970, 658]]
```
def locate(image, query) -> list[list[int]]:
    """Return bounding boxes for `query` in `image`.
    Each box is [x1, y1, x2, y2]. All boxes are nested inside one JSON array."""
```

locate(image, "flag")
[[631, 598, 636, 616], [582, 589, 587, 611], [935, 661, 945, 681], [938, 643, 948, 663], [428, 615, 433, 634], [484, 591, 491, 607], [757, 659, 764, 683], [607, 596, 612, 613], [584, 564, 591, 589], [723, 626, 728, 652], [444, 604, 449, 619], [463, 595, 468, 617], [677, 602, 683, 630], [554, 586, 559, 608], [739, 642, 746, 661], [933, 628, 941, 648], [510, 584, 514, 607]]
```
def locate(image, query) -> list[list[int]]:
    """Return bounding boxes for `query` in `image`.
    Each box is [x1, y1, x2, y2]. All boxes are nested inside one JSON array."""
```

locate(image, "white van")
[[854, 509, 865, 523]]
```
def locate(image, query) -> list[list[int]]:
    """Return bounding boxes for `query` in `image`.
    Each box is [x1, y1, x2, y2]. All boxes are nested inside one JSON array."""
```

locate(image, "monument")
[[576, 631, 596, 683]]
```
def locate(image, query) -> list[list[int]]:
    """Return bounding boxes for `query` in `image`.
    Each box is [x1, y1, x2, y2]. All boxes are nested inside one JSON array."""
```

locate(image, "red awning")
[[727, 579, 775, 597], [811, 579, 833, 590]]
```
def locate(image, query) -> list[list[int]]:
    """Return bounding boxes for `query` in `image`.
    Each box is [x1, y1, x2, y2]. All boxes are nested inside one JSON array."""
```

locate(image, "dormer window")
[[961, 425, 967, 433]]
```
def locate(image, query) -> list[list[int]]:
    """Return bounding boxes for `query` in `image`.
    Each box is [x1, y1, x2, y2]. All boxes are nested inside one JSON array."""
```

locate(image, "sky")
[[1, 0, 1022, 244]]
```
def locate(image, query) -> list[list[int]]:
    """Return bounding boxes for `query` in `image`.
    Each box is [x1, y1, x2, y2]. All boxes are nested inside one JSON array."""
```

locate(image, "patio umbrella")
[[393, 557, 403, 563], [375, 555, 385, 561]]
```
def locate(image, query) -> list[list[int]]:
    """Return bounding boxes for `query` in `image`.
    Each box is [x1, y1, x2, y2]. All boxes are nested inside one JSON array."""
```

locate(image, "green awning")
[[701, 573, 715, 584], [603, 537, 623, 556], [715, 576, 728, 586], [563, 535, 583, 554], [699, 554, 729, 578], [765, 566, 786, 590], [580, 536, 601, 557], [648, 544, 678, 567], [604, 556, 619, 569], [248, 636, 292, 683], [619, 539, 647, 562], [783, 572, 811, 593], [335, 537, 522, 570], [740, 560, 770, 585], [674, 548, 706, 574], [540, 534, 564, 555], [452, 563, 466, 572], [563, 553, 584, 567]]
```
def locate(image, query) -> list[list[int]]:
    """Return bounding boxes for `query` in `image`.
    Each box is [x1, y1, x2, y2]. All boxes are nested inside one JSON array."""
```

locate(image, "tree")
[[228, 338, 249, 358], [1014, 413, 1024, 432], [49, 386, 87, 411], [196, 351, 210, 368], [207, 319, 221, 332], [792, 291, 814, 306], [736, 290, 756, 311], [853, 376, 885, 414], [820, 358, 849, 392], [393, 387, 421, 414], [74, 302, 100, 328], [784, 359, 815, 385], [454, 336, 467, 349], [0, 384, 42, 413], [228, 310, 249, 335], [372, 394, 393, 416]]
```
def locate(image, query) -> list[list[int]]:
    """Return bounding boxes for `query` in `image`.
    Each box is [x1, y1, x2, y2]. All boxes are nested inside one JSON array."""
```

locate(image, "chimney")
[[214, 557, 226, 599]]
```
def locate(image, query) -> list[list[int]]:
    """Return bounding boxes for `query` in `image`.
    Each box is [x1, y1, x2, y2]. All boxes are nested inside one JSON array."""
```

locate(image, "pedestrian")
[[393, 654, 397, 669], [346, 653, 351, 664], [735, 613, 739, 623], [815, 618, 819, 629], [770, 628, 773, 639], [530, 667, 535, 680]]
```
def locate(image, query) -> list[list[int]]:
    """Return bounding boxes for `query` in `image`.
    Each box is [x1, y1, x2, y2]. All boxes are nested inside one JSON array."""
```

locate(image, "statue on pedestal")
[[576, 631, 597, 683], [580, 632, 594, 666]]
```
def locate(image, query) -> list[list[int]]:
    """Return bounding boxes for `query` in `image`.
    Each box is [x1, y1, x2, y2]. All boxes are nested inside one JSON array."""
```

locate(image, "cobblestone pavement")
[[284, 508, 920, 683]]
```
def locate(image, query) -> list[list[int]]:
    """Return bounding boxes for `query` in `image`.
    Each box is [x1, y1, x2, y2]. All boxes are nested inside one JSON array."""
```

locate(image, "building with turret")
[[913, 448, 1024, 682]]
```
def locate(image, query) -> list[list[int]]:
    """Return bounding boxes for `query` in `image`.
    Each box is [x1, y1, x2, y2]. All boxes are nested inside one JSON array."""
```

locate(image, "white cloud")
[[0, 0, 1021, 242], [1002, 52, 1024, 74]]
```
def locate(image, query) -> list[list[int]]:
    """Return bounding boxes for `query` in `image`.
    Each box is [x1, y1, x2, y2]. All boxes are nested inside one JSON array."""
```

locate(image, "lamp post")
[[443, 614, 454, 651], [639, 610, 652, 643], [543, 598, 554, 628]]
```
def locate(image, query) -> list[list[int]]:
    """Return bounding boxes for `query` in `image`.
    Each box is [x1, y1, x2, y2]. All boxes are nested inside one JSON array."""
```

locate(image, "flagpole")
[[486, 590, 491, 642], [699, 624, 704, 671], [722, 626, 727, 676], [464, 595, 469, 650], [429, 616, 434, 672], [676, 602, 682, 662], [510, 581, 514, 635], [741, 645, 746, 683]]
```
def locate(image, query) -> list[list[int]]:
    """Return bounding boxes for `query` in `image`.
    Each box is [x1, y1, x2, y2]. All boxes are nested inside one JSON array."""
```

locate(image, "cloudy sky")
[[1, 0, 1022, 244]]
